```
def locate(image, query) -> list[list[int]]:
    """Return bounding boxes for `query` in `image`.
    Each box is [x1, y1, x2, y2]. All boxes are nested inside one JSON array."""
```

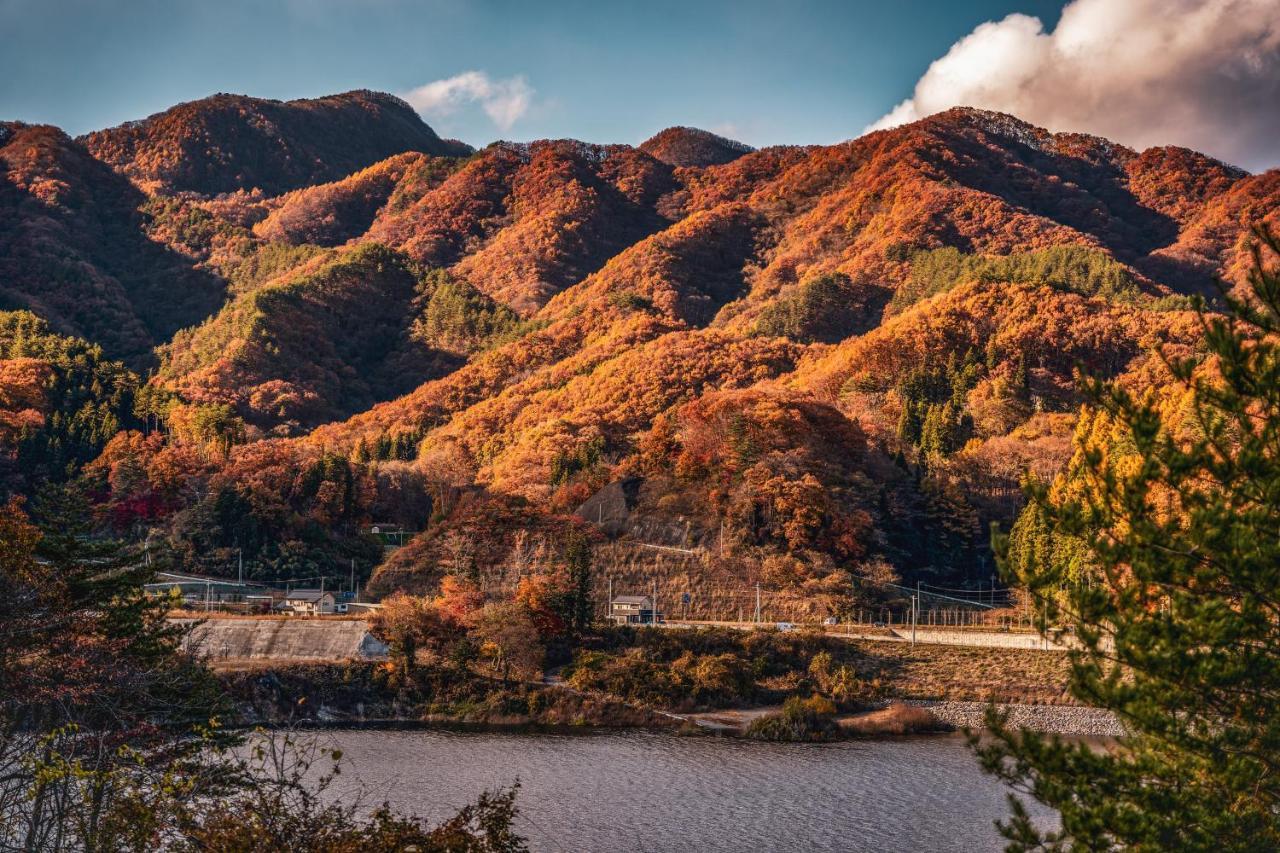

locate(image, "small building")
[[368, 523, 414, 548], [610, 594, 662, 625], [345, 601, 383, 616], [280, 589, 337, 616], [243, 593, 283, 614]]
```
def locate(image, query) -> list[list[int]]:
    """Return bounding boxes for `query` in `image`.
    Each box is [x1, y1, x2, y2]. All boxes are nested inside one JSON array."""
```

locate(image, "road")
[[654, 619, 1077, 651]]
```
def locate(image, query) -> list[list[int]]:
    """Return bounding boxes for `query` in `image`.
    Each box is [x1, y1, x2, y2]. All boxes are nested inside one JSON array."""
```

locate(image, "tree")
[[978, 229, 1280, 850], [562, 533, 593, 635], [175, 732, 526, 853], [469, 604, 544, 684], [368, 593, 458, 676], [0, 486, 233, 850], [0, 487, 527, 850]]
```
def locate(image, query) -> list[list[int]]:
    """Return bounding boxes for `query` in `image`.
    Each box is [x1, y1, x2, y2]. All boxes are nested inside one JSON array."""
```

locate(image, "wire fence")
[[595, 575, 1038, 630]]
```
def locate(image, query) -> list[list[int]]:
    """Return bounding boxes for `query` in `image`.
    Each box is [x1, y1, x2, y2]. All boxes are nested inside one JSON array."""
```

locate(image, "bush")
[[745, 695, 842, 742], [841, 702, 944, 737]]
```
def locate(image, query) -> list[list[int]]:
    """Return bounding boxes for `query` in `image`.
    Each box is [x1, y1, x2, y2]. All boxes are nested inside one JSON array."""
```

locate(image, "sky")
[[2, 0, 1277, 170]]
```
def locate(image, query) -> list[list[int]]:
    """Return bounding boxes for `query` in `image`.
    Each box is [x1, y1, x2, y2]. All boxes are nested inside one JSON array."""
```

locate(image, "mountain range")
[[2, 89, 1276, 616]]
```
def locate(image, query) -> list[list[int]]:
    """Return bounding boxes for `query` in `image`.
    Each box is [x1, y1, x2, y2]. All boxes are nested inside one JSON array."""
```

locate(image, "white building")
[[281, 589, 337, 616]]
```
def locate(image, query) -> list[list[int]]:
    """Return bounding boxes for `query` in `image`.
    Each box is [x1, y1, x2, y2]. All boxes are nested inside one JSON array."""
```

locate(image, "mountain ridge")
[[79, 89, 473, 196]]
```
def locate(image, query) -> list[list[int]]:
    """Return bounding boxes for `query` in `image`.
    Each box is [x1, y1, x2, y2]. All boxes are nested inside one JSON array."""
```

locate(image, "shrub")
[[745, 695, 842, 742]]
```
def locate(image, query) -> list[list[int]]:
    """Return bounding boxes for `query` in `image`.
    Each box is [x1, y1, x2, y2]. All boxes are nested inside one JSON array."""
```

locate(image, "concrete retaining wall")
[[174, 618, 388, 662]]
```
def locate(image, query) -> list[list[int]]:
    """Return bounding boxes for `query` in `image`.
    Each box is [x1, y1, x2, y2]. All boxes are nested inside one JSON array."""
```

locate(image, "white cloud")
[[866, 0, 1280, 171], [403, 71, 533, 132]]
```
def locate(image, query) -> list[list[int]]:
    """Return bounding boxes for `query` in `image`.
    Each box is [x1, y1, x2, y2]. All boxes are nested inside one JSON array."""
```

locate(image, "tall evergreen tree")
[[979, 229, 1280, 850], [1, 484, 233, 850], [563, 533, 593, 635]]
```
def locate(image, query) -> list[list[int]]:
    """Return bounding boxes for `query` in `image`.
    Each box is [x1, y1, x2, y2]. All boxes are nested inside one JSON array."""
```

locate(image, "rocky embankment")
[[903, 700, 1125, 737]]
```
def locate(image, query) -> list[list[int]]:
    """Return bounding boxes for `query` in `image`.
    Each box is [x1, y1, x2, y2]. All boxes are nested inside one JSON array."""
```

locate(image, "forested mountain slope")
[[0, 123, 226, 362], [2, 92, 1276, 608]]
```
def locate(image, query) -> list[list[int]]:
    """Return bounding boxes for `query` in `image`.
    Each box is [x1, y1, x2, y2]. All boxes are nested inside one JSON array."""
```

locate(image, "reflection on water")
[[312, 728, 1056, 853]]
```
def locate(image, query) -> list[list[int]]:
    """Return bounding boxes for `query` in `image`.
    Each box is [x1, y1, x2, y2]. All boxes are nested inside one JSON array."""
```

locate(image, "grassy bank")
[[215, 626, 1073, 735], [852, 640, 1072, 705]]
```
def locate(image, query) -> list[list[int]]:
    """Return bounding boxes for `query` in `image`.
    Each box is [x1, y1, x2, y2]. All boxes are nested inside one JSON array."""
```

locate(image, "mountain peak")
[[80, 90, 472, 196], [639, 126, 754, 167]]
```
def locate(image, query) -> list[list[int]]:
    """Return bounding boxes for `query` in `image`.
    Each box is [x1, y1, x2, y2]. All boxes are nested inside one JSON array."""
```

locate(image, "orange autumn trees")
[[6, 91, 1280, 609], [81, 90, 470, 196], [629, 388, 876, 589]]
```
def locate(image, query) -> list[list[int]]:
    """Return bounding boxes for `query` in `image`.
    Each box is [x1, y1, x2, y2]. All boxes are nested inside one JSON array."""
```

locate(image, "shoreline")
[[227, 686, 1123, 739]]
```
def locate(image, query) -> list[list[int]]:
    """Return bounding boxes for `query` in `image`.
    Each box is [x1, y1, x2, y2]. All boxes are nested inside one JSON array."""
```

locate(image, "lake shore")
[[218, 661, 1120, 739]]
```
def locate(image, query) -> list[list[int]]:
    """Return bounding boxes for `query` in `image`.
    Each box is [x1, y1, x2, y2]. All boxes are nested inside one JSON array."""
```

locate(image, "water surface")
[[316, 728, 1055, 852]]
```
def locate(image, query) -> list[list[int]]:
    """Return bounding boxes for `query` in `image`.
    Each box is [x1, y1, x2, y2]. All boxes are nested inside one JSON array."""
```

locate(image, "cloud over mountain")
[[867, 0, 1280, 171], [403, 71, 534, 132]]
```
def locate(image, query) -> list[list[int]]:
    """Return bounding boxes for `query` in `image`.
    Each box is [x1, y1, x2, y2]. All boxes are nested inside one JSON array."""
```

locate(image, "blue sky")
[[0, 0, 1065, 145]]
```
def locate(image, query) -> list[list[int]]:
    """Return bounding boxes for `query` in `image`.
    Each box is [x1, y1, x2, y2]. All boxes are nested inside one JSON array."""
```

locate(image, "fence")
[[596, 576, 1041, 632]]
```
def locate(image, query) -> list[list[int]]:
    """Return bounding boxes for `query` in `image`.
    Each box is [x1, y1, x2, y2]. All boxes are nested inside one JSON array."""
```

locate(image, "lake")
[[311, 728, 1056, 852]]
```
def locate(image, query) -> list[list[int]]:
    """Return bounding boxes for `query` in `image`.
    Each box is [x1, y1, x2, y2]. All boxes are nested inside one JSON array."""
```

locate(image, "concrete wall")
[[174, 618, 388, 662]]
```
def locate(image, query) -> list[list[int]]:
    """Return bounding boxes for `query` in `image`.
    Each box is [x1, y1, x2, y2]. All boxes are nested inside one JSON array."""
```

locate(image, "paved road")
[[656, 620, 1076, 651]]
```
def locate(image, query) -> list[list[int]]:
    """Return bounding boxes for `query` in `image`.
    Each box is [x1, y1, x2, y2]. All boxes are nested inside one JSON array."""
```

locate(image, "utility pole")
[[320, 576, 325, 618], [651, 579, 657, 625], [754, 584, 761, 624], [350, 558, 355, 596], [1042, 601, 1048, 651], [607, 577, 613, 621], [911, 594, 917, 647], [237, 548, 243, 585]]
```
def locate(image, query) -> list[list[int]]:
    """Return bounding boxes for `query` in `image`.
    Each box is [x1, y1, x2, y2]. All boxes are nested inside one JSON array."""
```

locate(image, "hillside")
[[80, 90, 472, 195], [155, 243, 465, 433], [2, 92, 1277, 611], [0, 123, 227, 362]]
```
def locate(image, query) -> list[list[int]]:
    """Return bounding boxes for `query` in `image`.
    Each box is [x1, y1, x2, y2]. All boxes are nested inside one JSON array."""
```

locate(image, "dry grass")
[[840, 703, 947, 736], [853, 640, 1073, 705]]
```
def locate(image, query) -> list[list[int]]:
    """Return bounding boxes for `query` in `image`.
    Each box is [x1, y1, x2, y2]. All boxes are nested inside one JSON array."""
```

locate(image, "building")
[[610, 594, 662, 625], [367, 523, 414, 548], [345, 601, 383, 616], [243, 593, 283, 614], [144, 572, 268, 608], [280, 588, 337, 616]]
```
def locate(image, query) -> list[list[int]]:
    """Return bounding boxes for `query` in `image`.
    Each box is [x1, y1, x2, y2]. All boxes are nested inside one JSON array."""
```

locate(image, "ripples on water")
[[311, 729, 1056, 853]]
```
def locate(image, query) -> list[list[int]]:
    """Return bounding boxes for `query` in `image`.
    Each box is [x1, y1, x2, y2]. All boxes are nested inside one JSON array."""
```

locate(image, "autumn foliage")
[[1, 94, 1276, 606]]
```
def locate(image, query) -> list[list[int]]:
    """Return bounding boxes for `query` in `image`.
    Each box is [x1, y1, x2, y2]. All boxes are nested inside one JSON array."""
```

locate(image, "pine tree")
[[979, 229, 1280, 850], [563, 532, 593, 635], [2, 485, 233, 849], [896, 401, 921, 446]]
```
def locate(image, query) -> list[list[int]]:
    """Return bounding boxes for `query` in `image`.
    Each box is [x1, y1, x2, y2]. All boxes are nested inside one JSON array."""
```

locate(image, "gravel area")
[[902, 699, 1127, 737]]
